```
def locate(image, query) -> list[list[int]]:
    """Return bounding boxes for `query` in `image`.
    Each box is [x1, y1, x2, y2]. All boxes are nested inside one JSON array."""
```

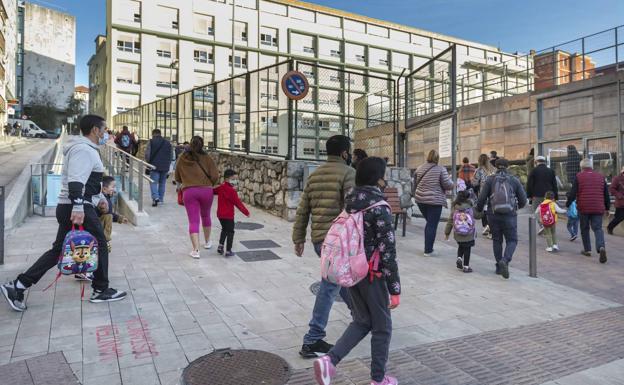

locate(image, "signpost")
[[281, 71, 309, 101], [439, 118, 453, 158]]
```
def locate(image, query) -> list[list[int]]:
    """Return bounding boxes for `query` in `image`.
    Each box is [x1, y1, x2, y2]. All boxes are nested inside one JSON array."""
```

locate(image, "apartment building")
[[100, 0, 530, 129], [88, 35, 107, 118], [533, 50, 596, 91], [0, 0, 17, 125]]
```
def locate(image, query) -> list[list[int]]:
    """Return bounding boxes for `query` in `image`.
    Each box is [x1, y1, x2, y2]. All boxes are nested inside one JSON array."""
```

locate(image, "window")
[[157, 41, 176, 59], [303, 147, 315, 155], [157, 49, 172, 58], [172, 20, 179, 29], [302, 70, 315, 78], [261, 116, 278, 126], [229, 55, 247, 69], [157, 6, 179, 31], [303, 46, 315, 54], [379, 58, 388, 66], [116, 38, 140, 53], [319, 120, 330, 130], [194, 13, 215, 36], [355, 54, 365, 63], [260, 33, 278, 46], [156, 70, 178, 89], [133, 13, 141, 22], [229, 113, 242, 124], [193, 109, 214, 121], [261, 146, 279, 154], [116, 64, 140, 84], [329, 75, 340, 83], [235, 21, 248, 42], [330, 50, 341, 58], [194, 50, 213, 63]]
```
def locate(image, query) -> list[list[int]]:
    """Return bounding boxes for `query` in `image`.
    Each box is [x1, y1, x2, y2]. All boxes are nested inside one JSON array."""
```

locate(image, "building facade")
[[88, 35, 107, 119], [100, 0, 529, 127], [534, 50, 596, 91], [20, 2, 75, 111], [1, 0, 17, 125]]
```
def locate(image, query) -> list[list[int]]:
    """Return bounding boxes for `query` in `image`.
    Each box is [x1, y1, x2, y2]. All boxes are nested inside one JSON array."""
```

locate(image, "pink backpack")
[[320, 201, 389, 287]]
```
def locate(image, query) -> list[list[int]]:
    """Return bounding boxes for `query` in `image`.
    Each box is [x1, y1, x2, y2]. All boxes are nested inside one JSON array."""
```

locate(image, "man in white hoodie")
[[1, 115, 127, 312]]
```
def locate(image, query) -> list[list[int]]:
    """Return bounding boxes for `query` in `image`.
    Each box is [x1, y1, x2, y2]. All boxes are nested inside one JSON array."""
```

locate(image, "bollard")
[[529, 215, 537, 277]]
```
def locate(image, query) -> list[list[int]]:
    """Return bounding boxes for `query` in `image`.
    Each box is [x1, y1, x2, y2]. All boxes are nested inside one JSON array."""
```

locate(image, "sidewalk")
[[0, 185, 622, 385]]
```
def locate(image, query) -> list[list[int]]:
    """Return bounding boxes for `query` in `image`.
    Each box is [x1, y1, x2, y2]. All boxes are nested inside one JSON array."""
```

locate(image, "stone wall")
[[208, 151, 314, 222]]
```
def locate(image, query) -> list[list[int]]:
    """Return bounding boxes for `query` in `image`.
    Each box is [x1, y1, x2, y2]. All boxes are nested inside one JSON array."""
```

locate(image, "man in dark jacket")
[[145, 129, 173, 207], [527, 156, 559, 232], [567, 158, 610, 262], [114, 125, 137, 155], [608, 166, 624, 235], [476, 158, 528, 279], [293, 135, 355, 358]]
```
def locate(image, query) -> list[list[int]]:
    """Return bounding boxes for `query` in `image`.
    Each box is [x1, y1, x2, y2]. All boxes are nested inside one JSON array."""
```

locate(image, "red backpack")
[[539, 202, 555, 227]]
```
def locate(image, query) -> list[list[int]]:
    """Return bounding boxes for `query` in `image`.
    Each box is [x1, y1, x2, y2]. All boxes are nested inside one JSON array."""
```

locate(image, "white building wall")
[[106, 0, 520, 123]]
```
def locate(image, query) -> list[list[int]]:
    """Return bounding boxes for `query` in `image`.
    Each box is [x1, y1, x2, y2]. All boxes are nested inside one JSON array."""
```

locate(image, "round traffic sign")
[[281, 71, 309, 101]]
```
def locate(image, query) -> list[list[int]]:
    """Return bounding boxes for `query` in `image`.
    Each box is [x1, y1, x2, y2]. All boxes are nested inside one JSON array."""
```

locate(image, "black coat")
[[145, 136, 173, 172], [527, 163, 558, 200]]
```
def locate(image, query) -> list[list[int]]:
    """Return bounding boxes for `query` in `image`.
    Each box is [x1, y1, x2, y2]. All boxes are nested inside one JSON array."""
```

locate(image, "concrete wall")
[[23, 3, 75, 110]]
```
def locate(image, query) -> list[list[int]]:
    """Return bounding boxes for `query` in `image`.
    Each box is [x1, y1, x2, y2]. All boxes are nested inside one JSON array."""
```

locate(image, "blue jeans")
[[487, 214, 518, 263], [417, 203, 443, 254], [567, 217, 579, 237], [150, 170, 167, 202], [580, 214, 605, 252], [303, 242, 353, 345]]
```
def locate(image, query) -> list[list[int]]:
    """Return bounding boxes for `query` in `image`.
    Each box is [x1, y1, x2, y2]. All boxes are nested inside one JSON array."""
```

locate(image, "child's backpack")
[[453, 207, 475, 236], [539, 202, 556, 227], [568, 201, 578, 219], [320, 201, 389, 287], [58, 226, 99, 275], [120, 134, 131, 148], [456, 178, 467, 192], [490, 175, 517, 214]]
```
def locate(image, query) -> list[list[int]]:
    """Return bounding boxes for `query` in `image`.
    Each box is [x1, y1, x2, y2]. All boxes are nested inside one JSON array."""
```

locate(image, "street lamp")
[[169, 59, 179, 97], [230, 0, 236, 151]]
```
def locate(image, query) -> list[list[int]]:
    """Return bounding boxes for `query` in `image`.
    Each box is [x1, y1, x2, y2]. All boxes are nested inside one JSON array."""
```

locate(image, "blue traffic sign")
[[281, 71, 310, 100]]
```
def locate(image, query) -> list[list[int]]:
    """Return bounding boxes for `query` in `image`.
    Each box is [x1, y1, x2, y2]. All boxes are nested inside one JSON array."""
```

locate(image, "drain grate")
[[181, 348, 291, 385], [310, 281, 344, 303], [236, 249, 282, 262], [240, 240, 281, 249], [235, 222, 264, 231]]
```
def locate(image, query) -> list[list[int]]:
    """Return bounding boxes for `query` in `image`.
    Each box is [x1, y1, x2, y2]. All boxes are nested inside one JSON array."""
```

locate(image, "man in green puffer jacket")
[[293, 135, 356, 359]]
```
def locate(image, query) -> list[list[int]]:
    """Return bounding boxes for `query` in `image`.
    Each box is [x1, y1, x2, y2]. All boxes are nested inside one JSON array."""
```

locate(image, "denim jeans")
[[487, 214, 518, 263], [416, 203, 443, 254], [567, 217, 579, 237], [303, 242, 353, 345], [580, 214, 605, 253], [150, 170, 168, 202]]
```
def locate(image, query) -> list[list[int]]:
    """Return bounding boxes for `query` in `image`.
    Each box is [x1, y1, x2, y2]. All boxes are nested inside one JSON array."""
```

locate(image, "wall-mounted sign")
[[438, 118, 453, 158], [281, 71, 309, 101]]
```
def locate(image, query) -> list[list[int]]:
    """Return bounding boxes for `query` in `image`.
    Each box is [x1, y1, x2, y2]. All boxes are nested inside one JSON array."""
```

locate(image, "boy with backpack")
[[567, 194, 579, 241], [213, 169, 249, 257], [535, 191, 567, 252], [444, 190, 480, 273], [313, 157, 400, 385]]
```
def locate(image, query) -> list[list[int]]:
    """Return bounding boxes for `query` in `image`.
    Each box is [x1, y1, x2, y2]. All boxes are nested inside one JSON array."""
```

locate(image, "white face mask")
[[230, 179, 239, 187]]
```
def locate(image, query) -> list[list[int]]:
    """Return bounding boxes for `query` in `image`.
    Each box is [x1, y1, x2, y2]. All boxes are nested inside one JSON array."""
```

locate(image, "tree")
[[26, 90, 57, 131], [65, 94, 84, 118]]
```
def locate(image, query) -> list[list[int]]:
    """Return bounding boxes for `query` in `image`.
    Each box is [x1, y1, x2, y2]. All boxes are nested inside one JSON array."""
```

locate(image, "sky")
[[33, 0, 624, 87]]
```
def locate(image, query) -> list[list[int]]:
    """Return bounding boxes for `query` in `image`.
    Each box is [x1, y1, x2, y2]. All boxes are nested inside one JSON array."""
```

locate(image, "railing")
[[0, 185, 4, 265], [30, 163, 64, 216], [100, 144, 155, 212]]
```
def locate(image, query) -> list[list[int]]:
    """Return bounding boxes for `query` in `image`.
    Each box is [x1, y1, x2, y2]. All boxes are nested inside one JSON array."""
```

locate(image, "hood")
[[453, 201, 473, 210], [63, 135, 98, 155], [177, 151, 203, 166], [345, 186, 385, 213]]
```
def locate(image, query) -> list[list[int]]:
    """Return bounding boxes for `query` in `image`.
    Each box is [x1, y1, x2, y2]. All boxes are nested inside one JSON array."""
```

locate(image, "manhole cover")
[[310, 281, 344, 303], [181, 348, 291, 385], [235, 222, 264, 231], [240, 240, 281, 249], [236, 249, 282, 262]]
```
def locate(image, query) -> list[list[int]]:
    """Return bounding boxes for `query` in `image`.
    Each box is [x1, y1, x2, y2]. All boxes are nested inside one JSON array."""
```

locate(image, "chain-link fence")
[[113, 59, 397, 163]]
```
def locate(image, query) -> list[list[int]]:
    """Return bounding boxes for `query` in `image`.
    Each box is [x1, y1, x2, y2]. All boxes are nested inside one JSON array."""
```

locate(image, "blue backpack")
[[58, 226, 99, 275], [120, 134, 131, 148], [568, 201, 578, 219]]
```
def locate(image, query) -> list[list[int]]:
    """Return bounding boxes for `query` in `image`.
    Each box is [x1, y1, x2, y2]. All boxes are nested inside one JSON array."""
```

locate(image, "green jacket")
[[292, 156, 356, 244]]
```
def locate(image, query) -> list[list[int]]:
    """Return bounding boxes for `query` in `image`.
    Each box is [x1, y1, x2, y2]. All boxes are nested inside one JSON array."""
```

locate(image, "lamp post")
[[229, 0, 236, 151], [169, 59, 179, 97]]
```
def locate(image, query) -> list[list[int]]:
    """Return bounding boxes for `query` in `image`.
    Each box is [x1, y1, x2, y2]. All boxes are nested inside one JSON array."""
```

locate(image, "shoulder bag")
[[411, 164, 435, 196]]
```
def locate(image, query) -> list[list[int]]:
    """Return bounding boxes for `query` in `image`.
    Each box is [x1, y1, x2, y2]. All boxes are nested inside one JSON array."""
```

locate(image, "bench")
[[383, 187, 407, 237]]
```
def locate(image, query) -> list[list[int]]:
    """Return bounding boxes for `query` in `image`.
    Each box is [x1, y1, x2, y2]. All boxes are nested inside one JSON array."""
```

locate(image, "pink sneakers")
[[372, 375, 398, 385], [313, 355, 336, 385]]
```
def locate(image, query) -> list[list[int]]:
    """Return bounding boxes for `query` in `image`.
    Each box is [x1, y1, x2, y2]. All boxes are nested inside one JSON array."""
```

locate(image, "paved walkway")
[[0, 186, 622, 385], [0, 138, 55, 193]]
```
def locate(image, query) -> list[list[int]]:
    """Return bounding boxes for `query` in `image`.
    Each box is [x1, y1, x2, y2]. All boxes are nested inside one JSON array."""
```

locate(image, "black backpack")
[[490, 174, 517, 214]]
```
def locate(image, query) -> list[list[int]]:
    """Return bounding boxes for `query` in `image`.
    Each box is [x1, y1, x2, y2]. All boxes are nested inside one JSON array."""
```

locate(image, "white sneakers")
[[189, 250, 200, 259], [553, 244, 559, 251], [203, 241, 213, 249], [546, 244, 559, 253], [546, 247, 553, 252]]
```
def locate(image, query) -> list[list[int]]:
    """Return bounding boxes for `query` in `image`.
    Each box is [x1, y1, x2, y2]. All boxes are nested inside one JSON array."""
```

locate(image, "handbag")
[[177, 188, 185, 206]]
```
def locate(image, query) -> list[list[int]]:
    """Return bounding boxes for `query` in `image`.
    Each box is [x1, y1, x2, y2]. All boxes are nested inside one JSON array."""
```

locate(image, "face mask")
[[230, 180, 239, 187], [98, 131, 109, 146]]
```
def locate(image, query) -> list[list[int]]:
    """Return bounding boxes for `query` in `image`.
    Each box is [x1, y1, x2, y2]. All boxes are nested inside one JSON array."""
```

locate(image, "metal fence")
[[113, 59, 397, 163], [100, 144, 155, 212]]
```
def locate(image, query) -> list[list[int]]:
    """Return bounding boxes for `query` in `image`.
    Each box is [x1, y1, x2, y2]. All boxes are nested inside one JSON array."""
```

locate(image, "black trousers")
[[457, 242, 473, 266], [18, 204, 109, 291], [608, 208, 624, 232], [219, 219, 235, 251]]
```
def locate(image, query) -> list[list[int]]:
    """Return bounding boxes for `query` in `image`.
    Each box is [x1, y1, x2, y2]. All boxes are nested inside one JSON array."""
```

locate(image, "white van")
[[8, 119, 48, 138]]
